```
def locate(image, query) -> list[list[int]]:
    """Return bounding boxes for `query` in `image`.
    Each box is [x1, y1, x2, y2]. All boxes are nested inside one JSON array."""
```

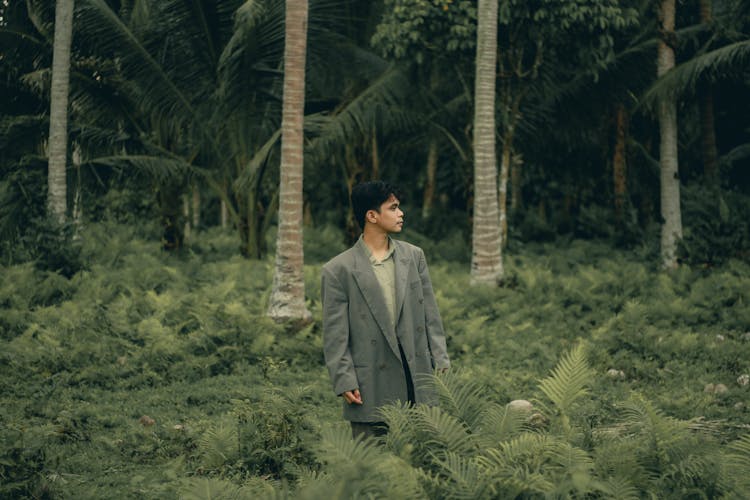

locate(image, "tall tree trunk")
[[658, 0, 682, 269], [422, 139, 438, 218], [471, 0, 503, 286], [613, 103, 628, 222], [72, 143, 82, 238], [268, 0, 311, 322], [698, 0, 719, 184], [47, 0, 75, 224]]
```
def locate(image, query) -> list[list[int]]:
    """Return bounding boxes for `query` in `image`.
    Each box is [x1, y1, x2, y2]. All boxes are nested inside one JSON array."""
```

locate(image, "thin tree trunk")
[[498, 132, 510, 248], [47, 0, 75, 224], [510, 150, 522, 213], [268, 0, 311, 322], [371, 127, 380, 180], [192, 184, 200, 228], [422, 139, 438, 218], [72, 142, 82, 238], [221, 199, 228, 228], [182, 195, 191, 244], [613, 103, 628, 222], [471, 0, 503, 286], [698, 0, 719, 184], [658, 0, 682, 269]]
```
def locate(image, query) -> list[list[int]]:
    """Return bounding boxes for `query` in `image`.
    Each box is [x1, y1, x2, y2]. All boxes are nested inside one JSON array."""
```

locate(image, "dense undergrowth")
[[1, 223, 749, 498]]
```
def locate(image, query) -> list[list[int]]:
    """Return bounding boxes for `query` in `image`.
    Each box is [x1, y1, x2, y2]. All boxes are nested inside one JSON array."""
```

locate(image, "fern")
[[424, 369, 488, 429], [474, 402, 529, 448], [430, 451, 492, 499], [538, 343, 595, 427], [720, 434, 750, 495], [197, 418, 239, 470]]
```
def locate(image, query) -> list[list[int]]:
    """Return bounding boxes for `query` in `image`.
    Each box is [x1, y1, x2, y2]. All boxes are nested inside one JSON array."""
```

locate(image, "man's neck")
[[362, 229, 390, 258]]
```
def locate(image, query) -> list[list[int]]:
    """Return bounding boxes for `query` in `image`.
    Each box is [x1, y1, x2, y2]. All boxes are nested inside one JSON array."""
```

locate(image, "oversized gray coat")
[[321, 238, 450, 422]]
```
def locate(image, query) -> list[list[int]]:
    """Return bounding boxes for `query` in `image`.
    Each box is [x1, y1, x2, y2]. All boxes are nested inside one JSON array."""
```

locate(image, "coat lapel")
[[351, 240, 402, 360]]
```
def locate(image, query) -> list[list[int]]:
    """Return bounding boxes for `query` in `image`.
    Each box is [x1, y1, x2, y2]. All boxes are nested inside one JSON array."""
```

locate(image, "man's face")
[[369, 194, 404, 233]]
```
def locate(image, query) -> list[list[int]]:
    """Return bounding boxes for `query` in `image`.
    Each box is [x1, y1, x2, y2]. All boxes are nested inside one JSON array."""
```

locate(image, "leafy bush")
[[678, 185, 750, 266]]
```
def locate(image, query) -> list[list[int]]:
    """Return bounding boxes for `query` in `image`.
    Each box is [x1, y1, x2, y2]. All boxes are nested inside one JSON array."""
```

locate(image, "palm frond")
[[641, 39, 750, 109], [85, 154, 195, 183]]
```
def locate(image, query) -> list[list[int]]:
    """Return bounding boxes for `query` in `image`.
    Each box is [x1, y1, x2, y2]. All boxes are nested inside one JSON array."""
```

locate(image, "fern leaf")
[[421, 369, 488, 429], [538, 343, 594, 414], [475, 402, 529, 448]]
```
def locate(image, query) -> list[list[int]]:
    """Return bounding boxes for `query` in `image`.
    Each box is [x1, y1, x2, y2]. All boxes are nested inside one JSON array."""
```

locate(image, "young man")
[[321, 181, 451, 438]]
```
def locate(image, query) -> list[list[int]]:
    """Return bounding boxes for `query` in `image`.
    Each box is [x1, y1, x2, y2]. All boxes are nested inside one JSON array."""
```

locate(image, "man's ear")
[[365, 209, 378, 224]]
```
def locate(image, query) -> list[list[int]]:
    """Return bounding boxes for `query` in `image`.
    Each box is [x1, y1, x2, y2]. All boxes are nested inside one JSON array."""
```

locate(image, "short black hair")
[[351, 181, 403, 230]]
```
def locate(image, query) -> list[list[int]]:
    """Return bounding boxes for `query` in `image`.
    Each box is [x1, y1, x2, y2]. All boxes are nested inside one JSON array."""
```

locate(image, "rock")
[[738, 375, 750, 387], [705, 383, 729, 395], [716, 334, 726, 342], [139, 415, 156, 427], [507, 400, 533, 412], [606, 369, 626, 380], [742, 332, 750, 342], [173, 424, 185, 431], [528, 412, 549, 429], [734, 402, 745, 411]]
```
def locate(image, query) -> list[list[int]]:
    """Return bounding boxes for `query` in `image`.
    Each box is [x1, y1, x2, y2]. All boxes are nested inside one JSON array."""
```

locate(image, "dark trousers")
[[351, 344, 415, 439]]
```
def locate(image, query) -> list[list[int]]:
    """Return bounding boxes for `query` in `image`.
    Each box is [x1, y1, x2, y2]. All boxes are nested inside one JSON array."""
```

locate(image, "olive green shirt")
[[360, 236, 397, 329]]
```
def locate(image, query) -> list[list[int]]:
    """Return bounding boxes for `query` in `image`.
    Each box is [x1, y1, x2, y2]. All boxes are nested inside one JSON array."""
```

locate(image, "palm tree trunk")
[[698, 0, 719, 184], [47, 0, 75, 224], [268, 0, 312, 322], [613, 103, 628, 222], [658, 0, 683, 269], [471, 0, 503, 286]]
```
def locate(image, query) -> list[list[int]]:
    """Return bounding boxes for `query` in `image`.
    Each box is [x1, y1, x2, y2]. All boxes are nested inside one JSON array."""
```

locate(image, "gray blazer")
[[321, 238, 450, 422]]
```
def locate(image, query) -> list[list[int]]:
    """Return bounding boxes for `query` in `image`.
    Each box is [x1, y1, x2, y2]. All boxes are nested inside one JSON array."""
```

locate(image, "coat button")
[[417, 326, 424, 333], [371, 339, 377, 345], [419, 298, 423, 304], [379, 363, 386, 370]]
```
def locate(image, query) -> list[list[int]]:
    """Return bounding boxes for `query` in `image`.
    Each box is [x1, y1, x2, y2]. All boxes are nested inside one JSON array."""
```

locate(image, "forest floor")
[[2, 224, 749, 498]]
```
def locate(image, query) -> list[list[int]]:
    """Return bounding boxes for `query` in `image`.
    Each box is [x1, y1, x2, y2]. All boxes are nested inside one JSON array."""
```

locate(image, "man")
[[321, 181, 451, 439]]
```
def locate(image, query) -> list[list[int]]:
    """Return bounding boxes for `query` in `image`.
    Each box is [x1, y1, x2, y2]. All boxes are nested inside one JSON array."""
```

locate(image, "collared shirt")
[[360, 235, 397, 329]]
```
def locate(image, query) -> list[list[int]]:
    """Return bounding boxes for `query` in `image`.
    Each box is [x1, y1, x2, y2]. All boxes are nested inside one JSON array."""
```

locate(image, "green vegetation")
[[2, 223, 749, 498]]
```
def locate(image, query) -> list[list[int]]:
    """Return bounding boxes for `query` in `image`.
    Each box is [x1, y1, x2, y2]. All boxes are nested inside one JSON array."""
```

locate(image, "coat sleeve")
[[321, 266, 359, 395], [417, 248, 451, 369]]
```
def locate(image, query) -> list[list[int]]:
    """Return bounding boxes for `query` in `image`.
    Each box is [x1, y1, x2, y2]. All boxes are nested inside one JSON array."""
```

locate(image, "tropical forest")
[[1, 0, 750, 498]]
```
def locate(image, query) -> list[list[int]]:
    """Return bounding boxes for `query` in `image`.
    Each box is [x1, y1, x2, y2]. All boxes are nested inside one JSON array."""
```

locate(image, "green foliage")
[[371, 0, 477, 63], [678, 185, 750, 266], [2, 228, 750, 497]]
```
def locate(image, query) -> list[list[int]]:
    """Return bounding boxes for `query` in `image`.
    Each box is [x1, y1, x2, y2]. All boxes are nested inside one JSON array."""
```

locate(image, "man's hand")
[[342, 389, 362, 405]]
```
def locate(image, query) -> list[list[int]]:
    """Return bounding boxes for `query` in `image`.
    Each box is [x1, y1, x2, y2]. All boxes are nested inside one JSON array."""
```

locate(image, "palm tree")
[[47, 0, 75, 223], [471, 0, 503, 286], [268, 0, 311, 322], [657, 0, 682, 269]]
